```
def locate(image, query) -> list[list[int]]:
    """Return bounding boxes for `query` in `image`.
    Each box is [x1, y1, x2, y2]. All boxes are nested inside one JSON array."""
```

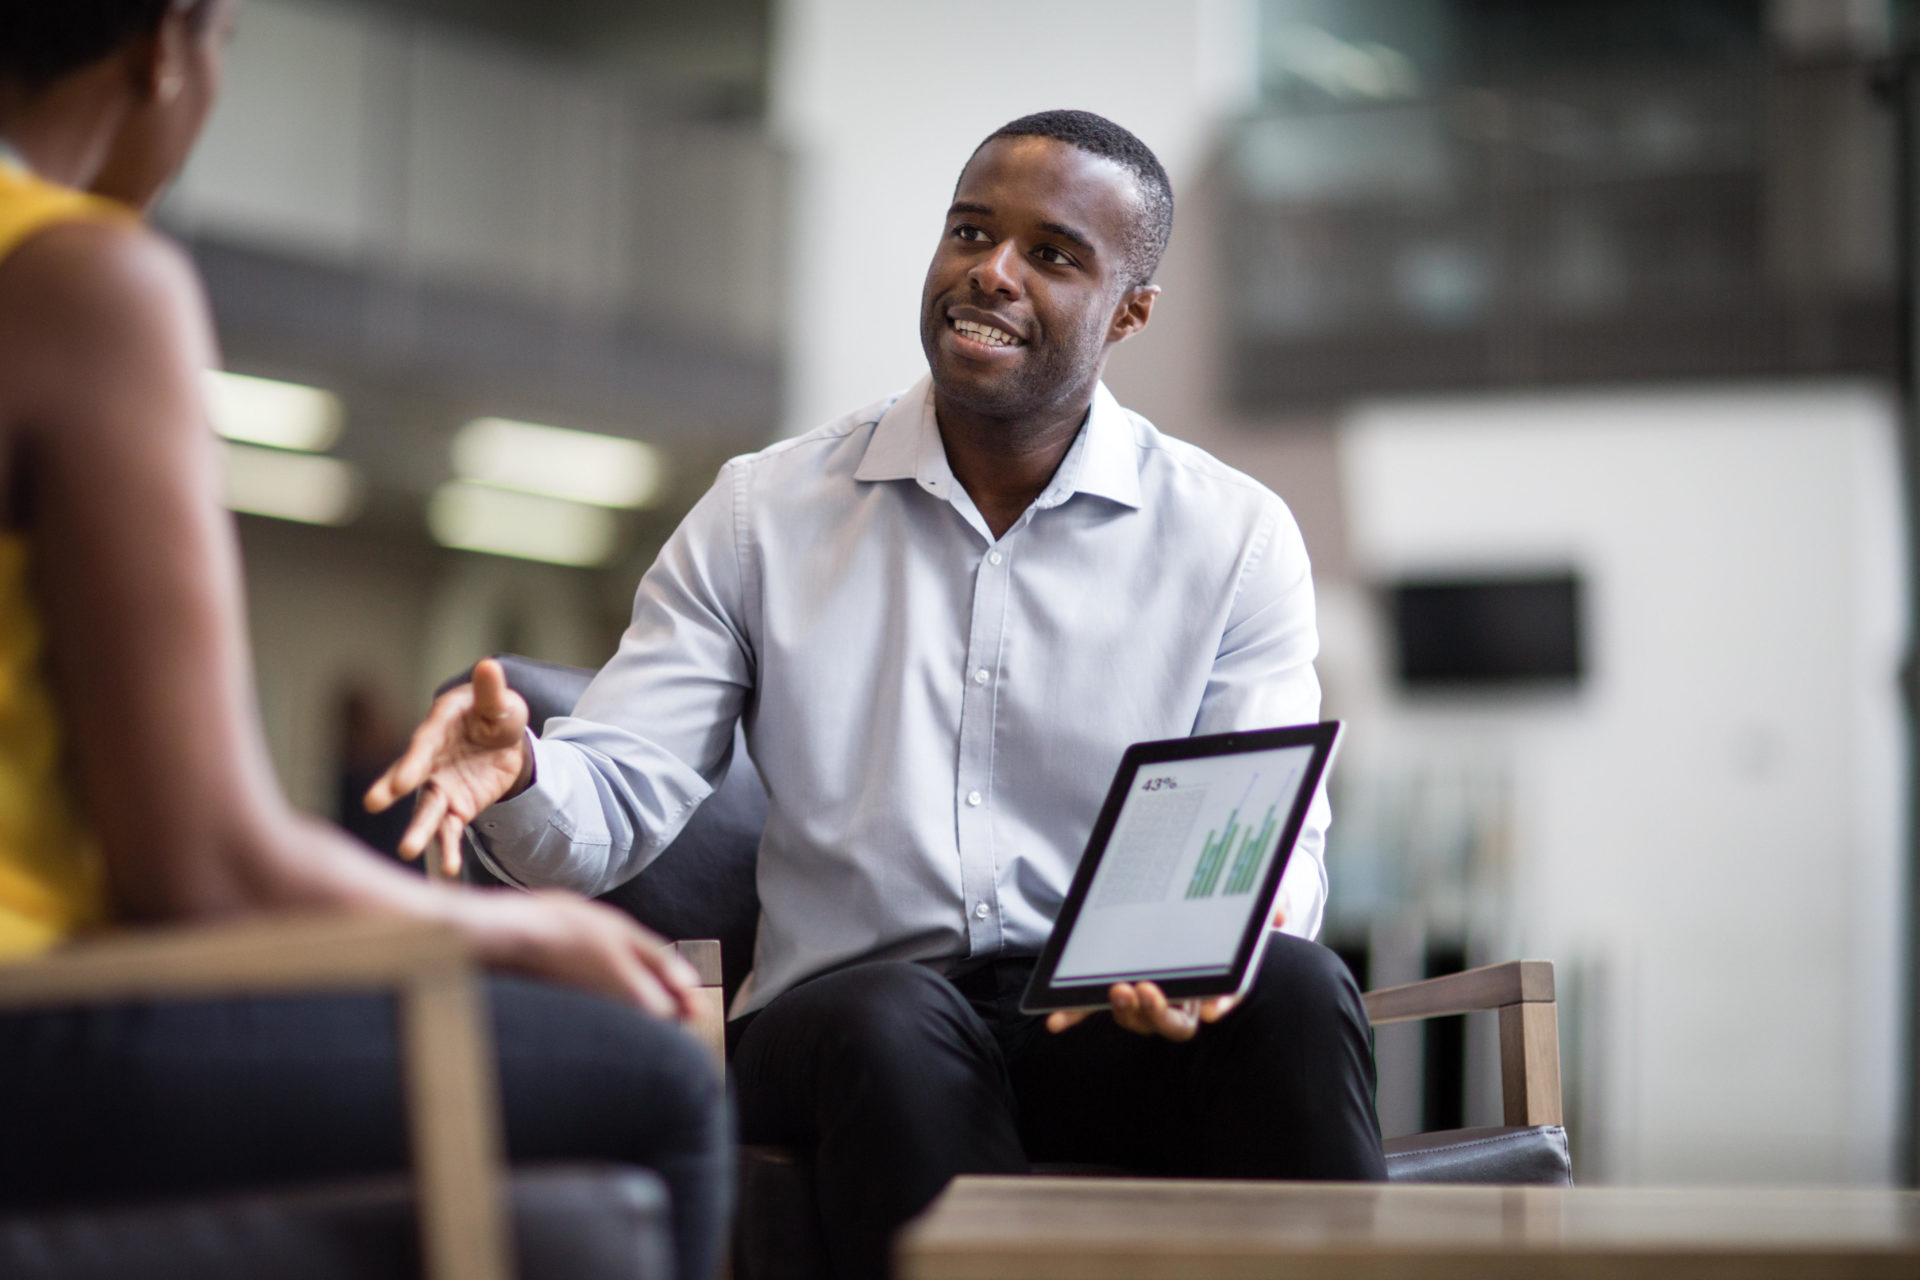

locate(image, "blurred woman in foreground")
[[0, 4, 728, 1275]]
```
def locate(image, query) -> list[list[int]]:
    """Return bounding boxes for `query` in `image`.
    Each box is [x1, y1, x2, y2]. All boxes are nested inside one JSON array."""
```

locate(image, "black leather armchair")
[[466, 655, 1574, 1280]]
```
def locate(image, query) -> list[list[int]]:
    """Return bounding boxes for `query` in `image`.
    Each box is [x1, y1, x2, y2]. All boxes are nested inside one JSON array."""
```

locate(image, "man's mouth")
[[949, 317, 1024, 349]]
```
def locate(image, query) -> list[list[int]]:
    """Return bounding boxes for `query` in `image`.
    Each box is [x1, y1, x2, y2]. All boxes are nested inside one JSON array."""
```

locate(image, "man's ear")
[[1107, 284, 1160, 343]]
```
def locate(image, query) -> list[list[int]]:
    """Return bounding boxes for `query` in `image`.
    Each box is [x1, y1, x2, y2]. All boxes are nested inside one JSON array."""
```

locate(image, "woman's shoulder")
[[0, 205, 197, 325], [0, 209, 209, 426]]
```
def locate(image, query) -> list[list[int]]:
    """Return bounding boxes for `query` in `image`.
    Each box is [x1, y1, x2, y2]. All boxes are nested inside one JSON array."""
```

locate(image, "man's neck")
[[934, 387, 1094, 540]]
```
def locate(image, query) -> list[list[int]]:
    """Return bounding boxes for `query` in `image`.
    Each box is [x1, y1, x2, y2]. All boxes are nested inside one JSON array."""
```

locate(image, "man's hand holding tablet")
[[1044, 905, 1286, 1042]]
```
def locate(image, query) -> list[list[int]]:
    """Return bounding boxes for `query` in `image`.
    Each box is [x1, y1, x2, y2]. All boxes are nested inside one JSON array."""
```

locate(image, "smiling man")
[[374, 109, 1386, 1280]]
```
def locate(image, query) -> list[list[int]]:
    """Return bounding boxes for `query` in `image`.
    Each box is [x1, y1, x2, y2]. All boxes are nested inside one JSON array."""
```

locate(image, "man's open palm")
[[364, 658, 532, 877]]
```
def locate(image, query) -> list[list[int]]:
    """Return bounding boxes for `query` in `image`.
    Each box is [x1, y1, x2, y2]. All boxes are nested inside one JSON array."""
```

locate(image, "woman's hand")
[[464, 889, 704, 1020]]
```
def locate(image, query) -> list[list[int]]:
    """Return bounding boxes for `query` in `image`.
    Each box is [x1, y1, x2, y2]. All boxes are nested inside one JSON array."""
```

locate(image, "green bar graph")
[[1186, 773, 1271, 900], [1222, 805, 1277, 895], [1184, 812, 1237, 899]]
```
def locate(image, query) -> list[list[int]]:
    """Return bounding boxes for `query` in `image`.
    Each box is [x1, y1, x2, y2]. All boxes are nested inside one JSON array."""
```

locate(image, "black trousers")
[[0, 975, 732, 1280], [730, 933, 1385, 1280]]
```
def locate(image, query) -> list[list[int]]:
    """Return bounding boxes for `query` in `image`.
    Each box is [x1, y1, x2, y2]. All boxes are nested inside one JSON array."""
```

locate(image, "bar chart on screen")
[[1183, 774, 1284, 900]]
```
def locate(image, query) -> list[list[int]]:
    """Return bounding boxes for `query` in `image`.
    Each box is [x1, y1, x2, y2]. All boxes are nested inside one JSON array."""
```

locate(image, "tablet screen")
[[1049, 742, 1318, 987]]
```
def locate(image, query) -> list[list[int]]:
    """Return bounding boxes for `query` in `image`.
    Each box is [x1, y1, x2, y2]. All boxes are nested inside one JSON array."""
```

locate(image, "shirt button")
[[988, 551, 1004, 566], [974, 902, 990, 920], [973, 668, 990, 685], [966, 790, 982, 807]]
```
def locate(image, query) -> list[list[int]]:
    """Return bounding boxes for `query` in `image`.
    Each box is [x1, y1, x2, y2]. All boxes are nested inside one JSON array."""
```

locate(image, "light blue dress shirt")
[[478, 375, 1330, 1016]]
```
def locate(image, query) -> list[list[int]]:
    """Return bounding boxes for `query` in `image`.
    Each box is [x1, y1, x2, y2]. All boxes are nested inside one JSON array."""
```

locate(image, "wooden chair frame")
[[1362, 958, 1563, 1127], [0, 914, 515, 1280], [674, 953, 1564, 1130]]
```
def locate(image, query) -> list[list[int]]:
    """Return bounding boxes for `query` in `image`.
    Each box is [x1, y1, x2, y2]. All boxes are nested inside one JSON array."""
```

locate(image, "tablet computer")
[[1020, 721, 1342, 1014]]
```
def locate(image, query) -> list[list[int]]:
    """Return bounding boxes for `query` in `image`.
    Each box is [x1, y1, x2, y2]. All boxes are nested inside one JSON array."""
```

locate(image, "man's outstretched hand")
[[364, 658, 533, 878], [1044, 904, 1286, 1042]]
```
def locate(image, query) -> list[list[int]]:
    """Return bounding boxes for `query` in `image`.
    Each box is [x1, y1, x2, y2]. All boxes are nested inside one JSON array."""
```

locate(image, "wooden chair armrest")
[[672, 938, 723, 987], [1363, 959, 1563, 1129], [1362, 958, 1554, 1026], [0, 912, 470, 1009], [0, 912, 512, 1280], [673, 939, 728, 1073]]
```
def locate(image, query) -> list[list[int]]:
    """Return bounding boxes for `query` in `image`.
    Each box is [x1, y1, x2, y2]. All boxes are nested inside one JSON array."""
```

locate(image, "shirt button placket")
[[954, 541, 1010, 955]]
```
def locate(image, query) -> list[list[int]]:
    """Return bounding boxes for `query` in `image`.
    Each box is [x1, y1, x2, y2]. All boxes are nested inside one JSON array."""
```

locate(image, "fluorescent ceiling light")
[[428, 482, 618, 567], [451, 417, 665, 509], [222, 442, 364, 526], [205, 371, 344, 452]]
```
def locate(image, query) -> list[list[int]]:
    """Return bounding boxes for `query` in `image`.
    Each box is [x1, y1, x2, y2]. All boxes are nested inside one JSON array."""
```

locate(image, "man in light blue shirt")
[[376, 109, 1385, 1280]]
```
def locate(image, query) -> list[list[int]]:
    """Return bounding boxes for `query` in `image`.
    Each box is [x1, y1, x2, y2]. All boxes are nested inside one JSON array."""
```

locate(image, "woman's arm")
[[0, 217, 697, 1016]]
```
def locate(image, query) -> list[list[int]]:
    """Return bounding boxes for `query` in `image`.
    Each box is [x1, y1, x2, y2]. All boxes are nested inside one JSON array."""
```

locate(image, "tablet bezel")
[[1019, 721, 1342, 1014]]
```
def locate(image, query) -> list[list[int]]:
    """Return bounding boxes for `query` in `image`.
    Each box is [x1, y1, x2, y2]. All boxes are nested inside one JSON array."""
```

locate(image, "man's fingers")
[[1136, 982, 1200, 1042], [1199, 994, 1240, 1023], [399, 785, 451, 862], [1160, 1013, 1199, 1042], [1108, 984, 1155, 1037], [363, 759, 414, 814], [469, 659, 529, 744], [438, 812, 465, 879], [1136, 981, 1173, 1027], [365, 686, 474, 811], [471, 659, 513, 723], [1050, 985, 1211, 1040]]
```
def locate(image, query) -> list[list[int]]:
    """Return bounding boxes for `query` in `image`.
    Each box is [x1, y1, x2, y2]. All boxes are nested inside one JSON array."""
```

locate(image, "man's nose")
[[968, 240, 1023, 298]]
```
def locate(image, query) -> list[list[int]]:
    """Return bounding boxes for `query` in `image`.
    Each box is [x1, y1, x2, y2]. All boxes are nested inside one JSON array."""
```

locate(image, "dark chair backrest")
[[450, 655, 767, 1007]]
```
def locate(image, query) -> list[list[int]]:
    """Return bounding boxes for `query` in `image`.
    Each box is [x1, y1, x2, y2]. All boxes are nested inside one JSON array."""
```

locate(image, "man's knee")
[[1236, 934, 1370, 1041]]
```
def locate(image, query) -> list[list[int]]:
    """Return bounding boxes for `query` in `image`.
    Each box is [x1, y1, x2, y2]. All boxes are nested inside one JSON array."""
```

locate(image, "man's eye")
[[1035, 245, 1074, 266], [953, 225, 989, 242]]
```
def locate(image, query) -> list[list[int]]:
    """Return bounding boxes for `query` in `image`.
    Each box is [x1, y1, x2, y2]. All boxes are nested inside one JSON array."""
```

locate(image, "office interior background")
[[166, 0, 1919, 1189]]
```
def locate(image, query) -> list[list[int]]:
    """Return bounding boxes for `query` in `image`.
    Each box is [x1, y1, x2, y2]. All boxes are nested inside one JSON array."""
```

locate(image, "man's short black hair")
[[0, 0, 207, 92], [970, 109, 1174, 290]]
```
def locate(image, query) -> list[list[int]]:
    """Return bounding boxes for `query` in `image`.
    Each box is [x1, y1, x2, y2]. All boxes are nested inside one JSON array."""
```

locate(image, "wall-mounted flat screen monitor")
[[1390, 572, 1583, 688]]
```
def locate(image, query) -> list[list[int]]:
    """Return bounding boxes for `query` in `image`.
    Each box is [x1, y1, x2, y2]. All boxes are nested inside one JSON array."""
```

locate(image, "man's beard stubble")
[[919, 303, 1107, 433]]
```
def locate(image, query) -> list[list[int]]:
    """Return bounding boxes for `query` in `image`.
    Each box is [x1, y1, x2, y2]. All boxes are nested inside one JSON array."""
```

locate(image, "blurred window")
[[1231, 1, 1893, 406], [1257, 0, 1764, 109]]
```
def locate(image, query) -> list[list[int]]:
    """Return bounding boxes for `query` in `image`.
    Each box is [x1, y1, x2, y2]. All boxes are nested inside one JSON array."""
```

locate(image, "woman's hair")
[[0, 0, 208, 92]]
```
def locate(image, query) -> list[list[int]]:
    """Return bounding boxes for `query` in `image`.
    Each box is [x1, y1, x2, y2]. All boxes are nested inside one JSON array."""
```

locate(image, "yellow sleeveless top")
[[0, 155, 129, 957]]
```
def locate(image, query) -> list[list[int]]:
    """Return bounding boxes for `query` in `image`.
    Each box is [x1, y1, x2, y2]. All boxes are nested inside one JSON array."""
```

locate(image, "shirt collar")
[[853, 373, 1142, 511]]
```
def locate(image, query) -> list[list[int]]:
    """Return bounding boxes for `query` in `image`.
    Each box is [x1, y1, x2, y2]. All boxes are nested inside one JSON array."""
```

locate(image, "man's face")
[[920, 136, 1149, 423]]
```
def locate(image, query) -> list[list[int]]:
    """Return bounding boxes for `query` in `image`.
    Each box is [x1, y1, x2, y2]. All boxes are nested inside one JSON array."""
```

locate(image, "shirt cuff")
[[472, 731, 565, 852]]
